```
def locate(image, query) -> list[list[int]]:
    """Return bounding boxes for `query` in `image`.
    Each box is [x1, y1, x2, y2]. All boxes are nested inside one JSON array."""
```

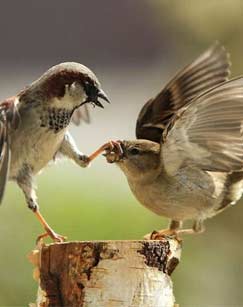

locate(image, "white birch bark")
[[30, 240, 181, 307]]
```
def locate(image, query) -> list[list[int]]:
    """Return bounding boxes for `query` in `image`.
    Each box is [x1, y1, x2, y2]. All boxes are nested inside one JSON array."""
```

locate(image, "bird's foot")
[[144, 225, 204, 241], [88, 140, 123, 163], [36, 228, 67, 245], [144, 229, 181, 241], [78, 154, 91, 167], [33, 209, 67, 245], [103, 140, 124, 163]]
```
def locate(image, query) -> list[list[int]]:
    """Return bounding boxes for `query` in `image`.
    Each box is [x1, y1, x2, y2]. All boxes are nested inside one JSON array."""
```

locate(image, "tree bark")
[[30, 239, 181, 307]]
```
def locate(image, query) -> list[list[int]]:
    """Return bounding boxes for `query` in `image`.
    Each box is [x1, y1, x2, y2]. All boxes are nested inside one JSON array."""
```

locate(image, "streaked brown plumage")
[[103, 43, 243, 238]]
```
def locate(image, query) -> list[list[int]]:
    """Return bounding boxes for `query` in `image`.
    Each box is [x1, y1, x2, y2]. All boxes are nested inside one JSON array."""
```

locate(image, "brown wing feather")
[[0, 132, 10, 203], [0, 97, 20, 204], [162, 78, 243, 176], [136, 42, 231, 143]]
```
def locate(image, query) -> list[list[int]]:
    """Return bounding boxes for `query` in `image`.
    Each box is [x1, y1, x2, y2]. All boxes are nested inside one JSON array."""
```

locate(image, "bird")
[[0, 62, 117, 242], [102, 43, 243, 239]]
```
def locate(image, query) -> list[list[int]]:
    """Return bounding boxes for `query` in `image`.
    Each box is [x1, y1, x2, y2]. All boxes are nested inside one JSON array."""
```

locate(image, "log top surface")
[[31, 239, 182, 307]]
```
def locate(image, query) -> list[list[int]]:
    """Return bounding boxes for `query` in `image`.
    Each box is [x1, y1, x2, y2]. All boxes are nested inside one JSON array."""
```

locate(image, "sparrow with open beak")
[[0, 62, 115, 242], [103, 43, 243, 239]]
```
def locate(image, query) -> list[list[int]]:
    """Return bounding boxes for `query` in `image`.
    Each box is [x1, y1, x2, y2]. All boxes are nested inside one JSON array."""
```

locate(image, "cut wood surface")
[[30, 239, 181, 307]]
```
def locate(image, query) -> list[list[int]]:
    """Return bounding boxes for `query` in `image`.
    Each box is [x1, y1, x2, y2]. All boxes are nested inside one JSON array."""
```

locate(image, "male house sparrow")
[[103, 43, 243, 238], [0, 62, 115, 242]]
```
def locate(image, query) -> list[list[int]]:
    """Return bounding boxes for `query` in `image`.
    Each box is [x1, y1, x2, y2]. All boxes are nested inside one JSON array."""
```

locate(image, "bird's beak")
[[98, 89, 110, 103], [80, 89, 110, 109], [94, 89, 110, 108]]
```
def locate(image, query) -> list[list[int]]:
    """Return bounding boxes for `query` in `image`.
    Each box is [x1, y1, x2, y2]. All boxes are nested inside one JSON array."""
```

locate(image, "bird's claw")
[[104, 140, 123, 154], [87, 140, 123, 163], [144, 229, 181, 241], [103, 140, 123, 163], [36, 229, 67, 245]]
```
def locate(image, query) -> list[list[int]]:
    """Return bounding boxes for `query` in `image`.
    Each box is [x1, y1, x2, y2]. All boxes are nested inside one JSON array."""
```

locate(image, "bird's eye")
[[83, 81, 98, 98], [130, 148, 140, 155]]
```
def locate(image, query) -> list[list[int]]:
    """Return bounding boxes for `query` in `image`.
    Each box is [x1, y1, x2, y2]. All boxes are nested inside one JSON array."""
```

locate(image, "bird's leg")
[[32, 206, 66, 243], [59, 132, 123, 167], [17, 179, 66, 243], [144, 219, 205, 240], [58, 132, 91, 167], [176, 220, 205, 235], [144, 220, 182, 240]]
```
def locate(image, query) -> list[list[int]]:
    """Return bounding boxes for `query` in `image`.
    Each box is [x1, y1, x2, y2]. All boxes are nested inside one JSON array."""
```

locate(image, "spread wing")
[[71, 104, 90, 125], [136, 42, 231, 143], [0, 97, 20, 203], [162, 78, 243, 176]]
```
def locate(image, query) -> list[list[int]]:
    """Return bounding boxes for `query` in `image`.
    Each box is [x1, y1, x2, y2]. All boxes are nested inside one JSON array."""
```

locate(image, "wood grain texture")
[[31, 240, 181, 307]]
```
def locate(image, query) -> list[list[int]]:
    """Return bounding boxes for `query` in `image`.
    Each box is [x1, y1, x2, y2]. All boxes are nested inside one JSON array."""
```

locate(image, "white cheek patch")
[[49, 83, 87, 110], [68, 82, 86, 100]]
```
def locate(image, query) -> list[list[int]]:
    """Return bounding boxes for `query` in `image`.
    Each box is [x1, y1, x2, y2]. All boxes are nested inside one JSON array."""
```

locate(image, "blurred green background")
[[1, 0, 243, 306]]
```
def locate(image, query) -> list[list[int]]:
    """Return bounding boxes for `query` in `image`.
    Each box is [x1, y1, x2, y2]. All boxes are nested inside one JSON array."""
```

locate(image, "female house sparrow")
[[0, 62, 114, 242], [103, 43, 243, 239]]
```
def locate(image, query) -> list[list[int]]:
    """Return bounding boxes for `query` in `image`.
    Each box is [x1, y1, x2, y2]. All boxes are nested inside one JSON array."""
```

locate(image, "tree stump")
[[30, 239, 181, 307]]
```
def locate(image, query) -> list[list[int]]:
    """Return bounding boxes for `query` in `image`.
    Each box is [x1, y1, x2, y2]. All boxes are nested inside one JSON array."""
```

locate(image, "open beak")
[[98, 89, 110, 103], [80, 89, 110, 109], [94, 89, 110, 108]]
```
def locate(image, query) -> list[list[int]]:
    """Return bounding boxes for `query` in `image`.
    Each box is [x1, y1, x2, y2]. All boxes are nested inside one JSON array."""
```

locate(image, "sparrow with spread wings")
[[0, 62, 120, 242], [104, 43, 243, 238]]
